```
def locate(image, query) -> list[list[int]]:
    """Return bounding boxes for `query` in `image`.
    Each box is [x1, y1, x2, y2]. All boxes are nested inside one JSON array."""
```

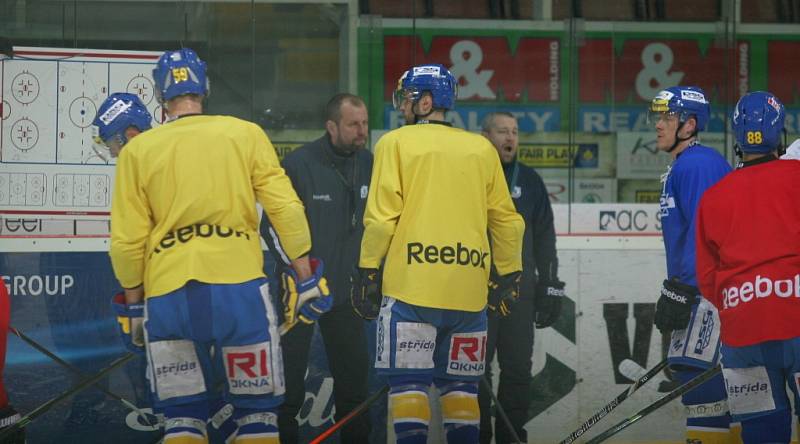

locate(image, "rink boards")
[[2, 234, 706, 443]]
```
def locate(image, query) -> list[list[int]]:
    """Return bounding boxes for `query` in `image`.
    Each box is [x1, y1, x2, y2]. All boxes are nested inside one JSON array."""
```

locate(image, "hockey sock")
[[233, 408, 279, 444], [163, 402, 209, 444], [437, 379, 480, 444], [678, 368, 733, 443], [208, 399, 236, 444], [740, 409, 791, 444], [389, 377, 431, 444]]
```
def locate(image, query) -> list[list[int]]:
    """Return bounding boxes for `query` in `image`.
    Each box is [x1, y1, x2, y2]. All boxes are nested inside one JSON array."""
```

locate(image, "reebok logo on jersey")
[[152, 223, 251, 254], [406, 242, 488, 269], [722, 274, 800, 309], [661, 287, 688, 304]]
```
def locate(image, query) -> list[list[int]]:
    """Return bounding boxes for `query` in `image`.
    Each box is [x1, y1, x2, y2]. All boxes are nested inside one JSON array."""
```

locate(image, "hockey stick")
[[481, 376, 523, 444], [8, 326, 154, 426], [0, 352, 135, 440], [277, 320, 297, 336], [308, 384, 389, 444], [557, 358, 668, 444], [584, 364, 722, 444]]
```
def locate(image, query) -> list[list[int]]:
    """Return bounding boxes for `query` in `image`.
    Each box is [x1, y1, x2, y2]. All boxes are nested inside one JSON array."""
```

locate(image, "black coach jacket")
[[261, 134, 373, 306], [503, 159, 558, 298]]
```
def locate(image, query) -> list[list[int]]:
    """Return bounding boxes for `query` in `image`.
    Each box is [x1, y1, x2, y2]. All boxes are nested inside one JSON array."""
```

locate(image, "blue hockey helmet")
[[152, 48, 209, 103], [648, 86, 711, 132], [393, 64, 458, 111], [91, 92, 152, 159], [732, 91, 785, 154]]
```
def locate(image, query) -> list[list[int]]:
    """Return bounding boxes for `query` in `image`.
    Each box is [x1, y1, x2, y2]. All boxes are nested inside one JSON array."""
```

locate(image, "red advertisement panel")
[[768, 41, 800, 104], [384, 35, 560, 103], [579, 39, 747, 104]]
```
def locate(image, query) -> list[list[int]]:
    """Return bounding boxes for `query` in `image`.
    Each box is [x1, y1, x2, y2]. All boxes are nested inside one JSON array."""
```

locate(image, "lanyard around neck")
[[506, 161, 519, 194]]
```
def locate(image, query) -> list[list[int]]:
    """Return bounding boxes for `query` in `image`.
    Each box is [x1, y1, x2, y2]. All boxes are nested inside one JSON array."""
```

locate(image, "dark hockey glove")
[[654, 279, 699, 333], [111, 292, 145, 354], [351, 267, 382, 320], [534, 279, 565, 329], [487, 270, 521, 317]]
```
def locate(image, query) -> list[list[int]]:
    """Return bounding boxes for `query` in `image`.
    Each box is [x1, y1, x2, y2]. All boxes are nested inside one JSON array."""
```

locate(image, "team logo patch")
[[360, 185, 369, 199], [511, 186, 522, 199], [413, 65, 441, 77], [767, 96, 782, 113], [447, 331, 487, 376], [684, 299, 720, 364], [312, 194, 332, 202], [150, 339, 205, 401], [723, 366, 775, 415], [693, 310, 714, 354], [680, 90, 707, 103], [223, 342, 274, 395], [654, 90, 674, 101], [98, 99, 132, 125], [394, 322, 436, 369]]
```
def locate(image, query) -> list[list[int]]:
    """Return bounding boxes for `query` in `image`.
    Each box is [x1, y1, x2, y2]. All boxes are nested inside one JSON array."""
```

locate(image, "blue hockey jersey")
[[659, 143, 731, 286]]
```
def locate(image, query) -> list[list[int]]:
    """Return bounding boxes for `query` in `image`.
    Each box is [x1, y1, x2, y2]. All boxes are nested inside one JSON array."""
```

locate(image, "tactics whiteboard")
[[0, 46, 164, 218]]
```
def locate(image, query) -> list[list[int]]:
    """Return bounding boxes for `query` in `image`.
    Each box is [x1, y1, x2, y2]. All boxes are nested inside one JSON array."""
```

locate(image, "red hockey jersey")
[[696, 158, 800, 347]]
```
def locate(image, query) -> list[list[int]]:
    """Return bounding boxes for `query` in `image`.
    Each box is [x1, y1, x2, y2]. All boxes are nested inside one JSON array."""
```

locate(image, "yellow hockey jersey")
[[110, 115, 311, 298], [359, 123, 524, 312]]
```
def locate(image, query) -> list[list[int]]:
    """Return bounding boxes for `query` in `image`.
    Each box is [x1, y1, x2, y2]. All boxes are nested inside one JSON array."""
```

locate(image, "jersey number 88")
[[746, 131, 763, 145]]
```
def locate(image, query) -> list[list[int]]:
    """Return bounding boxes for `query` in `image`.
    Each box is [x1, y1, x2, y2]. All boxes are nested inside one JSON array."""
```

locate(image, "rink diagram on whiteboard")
[[0, 47, 162, 216]]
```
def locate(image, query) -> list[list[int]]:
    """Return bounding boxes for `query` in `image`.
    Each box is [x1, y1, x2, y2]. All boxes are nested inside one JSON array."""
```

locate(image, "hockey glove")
[[281, 258, 333, 328], [111, 292, 145, 354], [351, 267, 382, 320], [654, 279, 699, 333], [534, 279, 566, 328], [487, 270, 521, 317]]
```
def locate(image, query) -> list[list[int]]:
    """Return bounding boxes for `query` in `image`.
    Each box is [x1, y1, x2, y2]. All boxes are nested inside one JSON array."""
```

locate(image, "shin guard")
[[389, 381, 431, 444], [437, 379, 480, 444]]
